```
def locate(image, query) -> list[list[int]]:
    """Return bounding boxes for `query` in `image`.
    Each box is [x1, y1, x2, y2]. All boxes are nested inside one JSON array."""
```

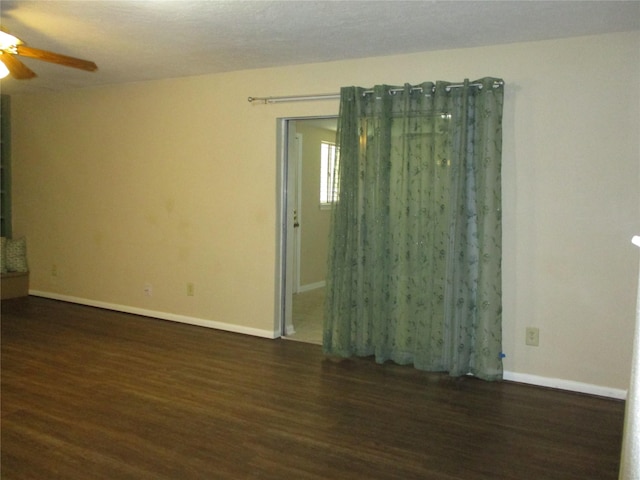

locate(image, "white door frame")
[[274, 115, 337, 338]]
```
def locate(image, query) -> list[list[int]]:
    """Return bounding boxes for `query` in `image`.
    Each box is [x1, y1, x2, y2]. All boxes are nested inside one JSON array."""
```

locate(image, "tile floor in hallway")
[[287, 287, 324, 345]]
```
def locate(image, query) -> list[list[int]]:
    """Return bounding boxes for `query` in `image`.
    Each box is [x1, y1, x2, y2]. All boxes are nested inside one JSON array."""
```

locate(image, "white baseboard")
[[23, 290, 630, 400], [297, 281, 325, 293], [29, 290, 279, 339], [503, 371, 627, 400]]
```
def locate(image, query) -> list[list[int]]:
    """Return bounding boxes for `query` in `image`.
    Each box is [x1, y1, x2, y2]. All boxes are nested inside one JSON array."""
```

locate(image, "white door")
[[291, 131, 303, 295]]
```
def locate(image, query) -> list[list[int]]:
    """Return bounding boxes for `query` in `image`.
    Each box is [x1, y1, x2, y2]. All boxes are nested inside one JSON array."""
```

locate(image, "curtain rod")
[[247, 93, 340, 104], [248, 80, 503, 105]]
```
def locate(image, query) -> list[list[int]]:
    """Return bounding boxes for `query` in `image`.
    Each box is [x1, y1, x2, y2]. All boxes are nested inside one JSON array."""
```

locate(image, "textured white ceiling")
[[0, 0, 638, 95]]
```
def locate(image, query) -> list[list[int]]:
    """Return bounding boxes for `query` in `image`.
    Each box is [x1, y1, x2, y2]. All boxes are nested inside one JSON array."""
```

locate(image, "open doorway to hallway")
[[279, 116, 337, 345]]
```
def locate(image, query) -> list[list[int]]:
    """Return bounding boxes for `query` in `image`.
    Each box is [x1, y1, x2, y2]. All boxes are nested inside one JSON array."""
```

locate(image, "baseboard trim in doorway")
[[29, 290, 279, 339], [297, 281, 325, 293]]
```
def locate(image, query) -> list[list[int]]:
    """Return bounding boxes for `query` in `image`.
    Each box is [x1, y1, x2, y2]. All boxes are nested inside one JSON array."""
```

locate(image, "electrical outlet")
[[526, 327, 539, 346], [144, 283, 153, 297], [51, 264, 58, 277], [187, 282, 195, 296]]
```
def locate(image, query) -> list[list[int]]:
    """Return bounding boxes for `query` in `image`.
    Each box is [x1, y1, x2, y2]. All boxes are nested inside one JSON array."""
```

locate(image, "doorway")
[[277, 116, 337, 344]]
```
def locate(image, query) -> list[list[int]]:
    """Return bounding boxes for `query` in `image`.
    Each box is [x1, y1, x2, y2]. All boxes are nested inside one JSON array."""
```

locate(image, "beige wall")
[[11, 31, 639, 391], [295, 122, 334, 288]]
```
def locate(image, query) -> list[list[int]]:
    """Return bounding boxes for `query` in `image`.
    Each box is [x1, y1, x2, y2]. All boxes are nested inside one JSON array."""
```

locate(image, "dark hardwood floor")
[[1, 296, 625, 479]]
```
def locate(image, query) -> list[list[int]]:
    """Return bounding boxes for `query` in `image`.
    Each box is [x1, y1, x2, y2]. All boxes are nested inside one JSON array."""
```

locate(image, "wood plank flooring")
[[1, 297, 626, 479]]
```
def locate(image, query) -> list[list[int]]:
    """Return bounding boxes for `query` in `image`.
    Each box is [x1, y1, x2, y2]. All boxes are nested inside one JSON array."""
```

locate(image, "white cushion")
[[5, 237, 28, 273]]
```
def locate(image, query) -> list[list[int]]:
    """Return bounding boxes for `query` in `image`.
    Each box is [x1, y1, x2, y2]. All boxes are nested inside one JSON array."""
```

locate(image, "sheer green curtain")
[[323, 78, 504, 381]]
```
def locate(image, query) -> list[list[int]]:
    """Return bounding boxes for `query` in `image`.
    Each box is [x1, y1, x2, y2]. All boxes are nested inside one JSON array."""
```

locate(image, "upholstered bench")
[[1, 237, 29, 300], [1, 271, 29, 299]]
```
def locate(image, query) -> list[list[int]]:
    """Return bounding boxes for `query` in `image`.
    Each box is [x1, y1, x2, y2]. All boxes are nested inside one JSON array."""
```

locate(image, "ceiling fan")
[[0, 28, 97, 80]]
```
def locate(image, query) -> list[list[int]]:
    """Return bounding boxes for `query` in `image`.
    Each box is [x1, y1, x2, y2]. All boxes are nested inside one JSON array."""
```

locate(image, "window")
[[320, 141, 339, 208]]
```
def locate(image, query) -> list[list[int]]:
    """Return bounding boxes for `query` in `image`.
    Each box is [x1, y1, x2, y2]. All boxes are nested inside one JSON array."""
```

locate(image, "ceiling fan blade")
[[16, 45, 97, 72], [0, 53, 37, 79]]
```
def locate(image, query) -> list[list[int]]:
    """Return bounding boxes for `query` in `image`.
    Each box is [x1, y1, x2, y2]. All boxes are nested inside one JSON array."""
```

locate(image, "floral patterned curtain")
[[323, 78, 504, 381]]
